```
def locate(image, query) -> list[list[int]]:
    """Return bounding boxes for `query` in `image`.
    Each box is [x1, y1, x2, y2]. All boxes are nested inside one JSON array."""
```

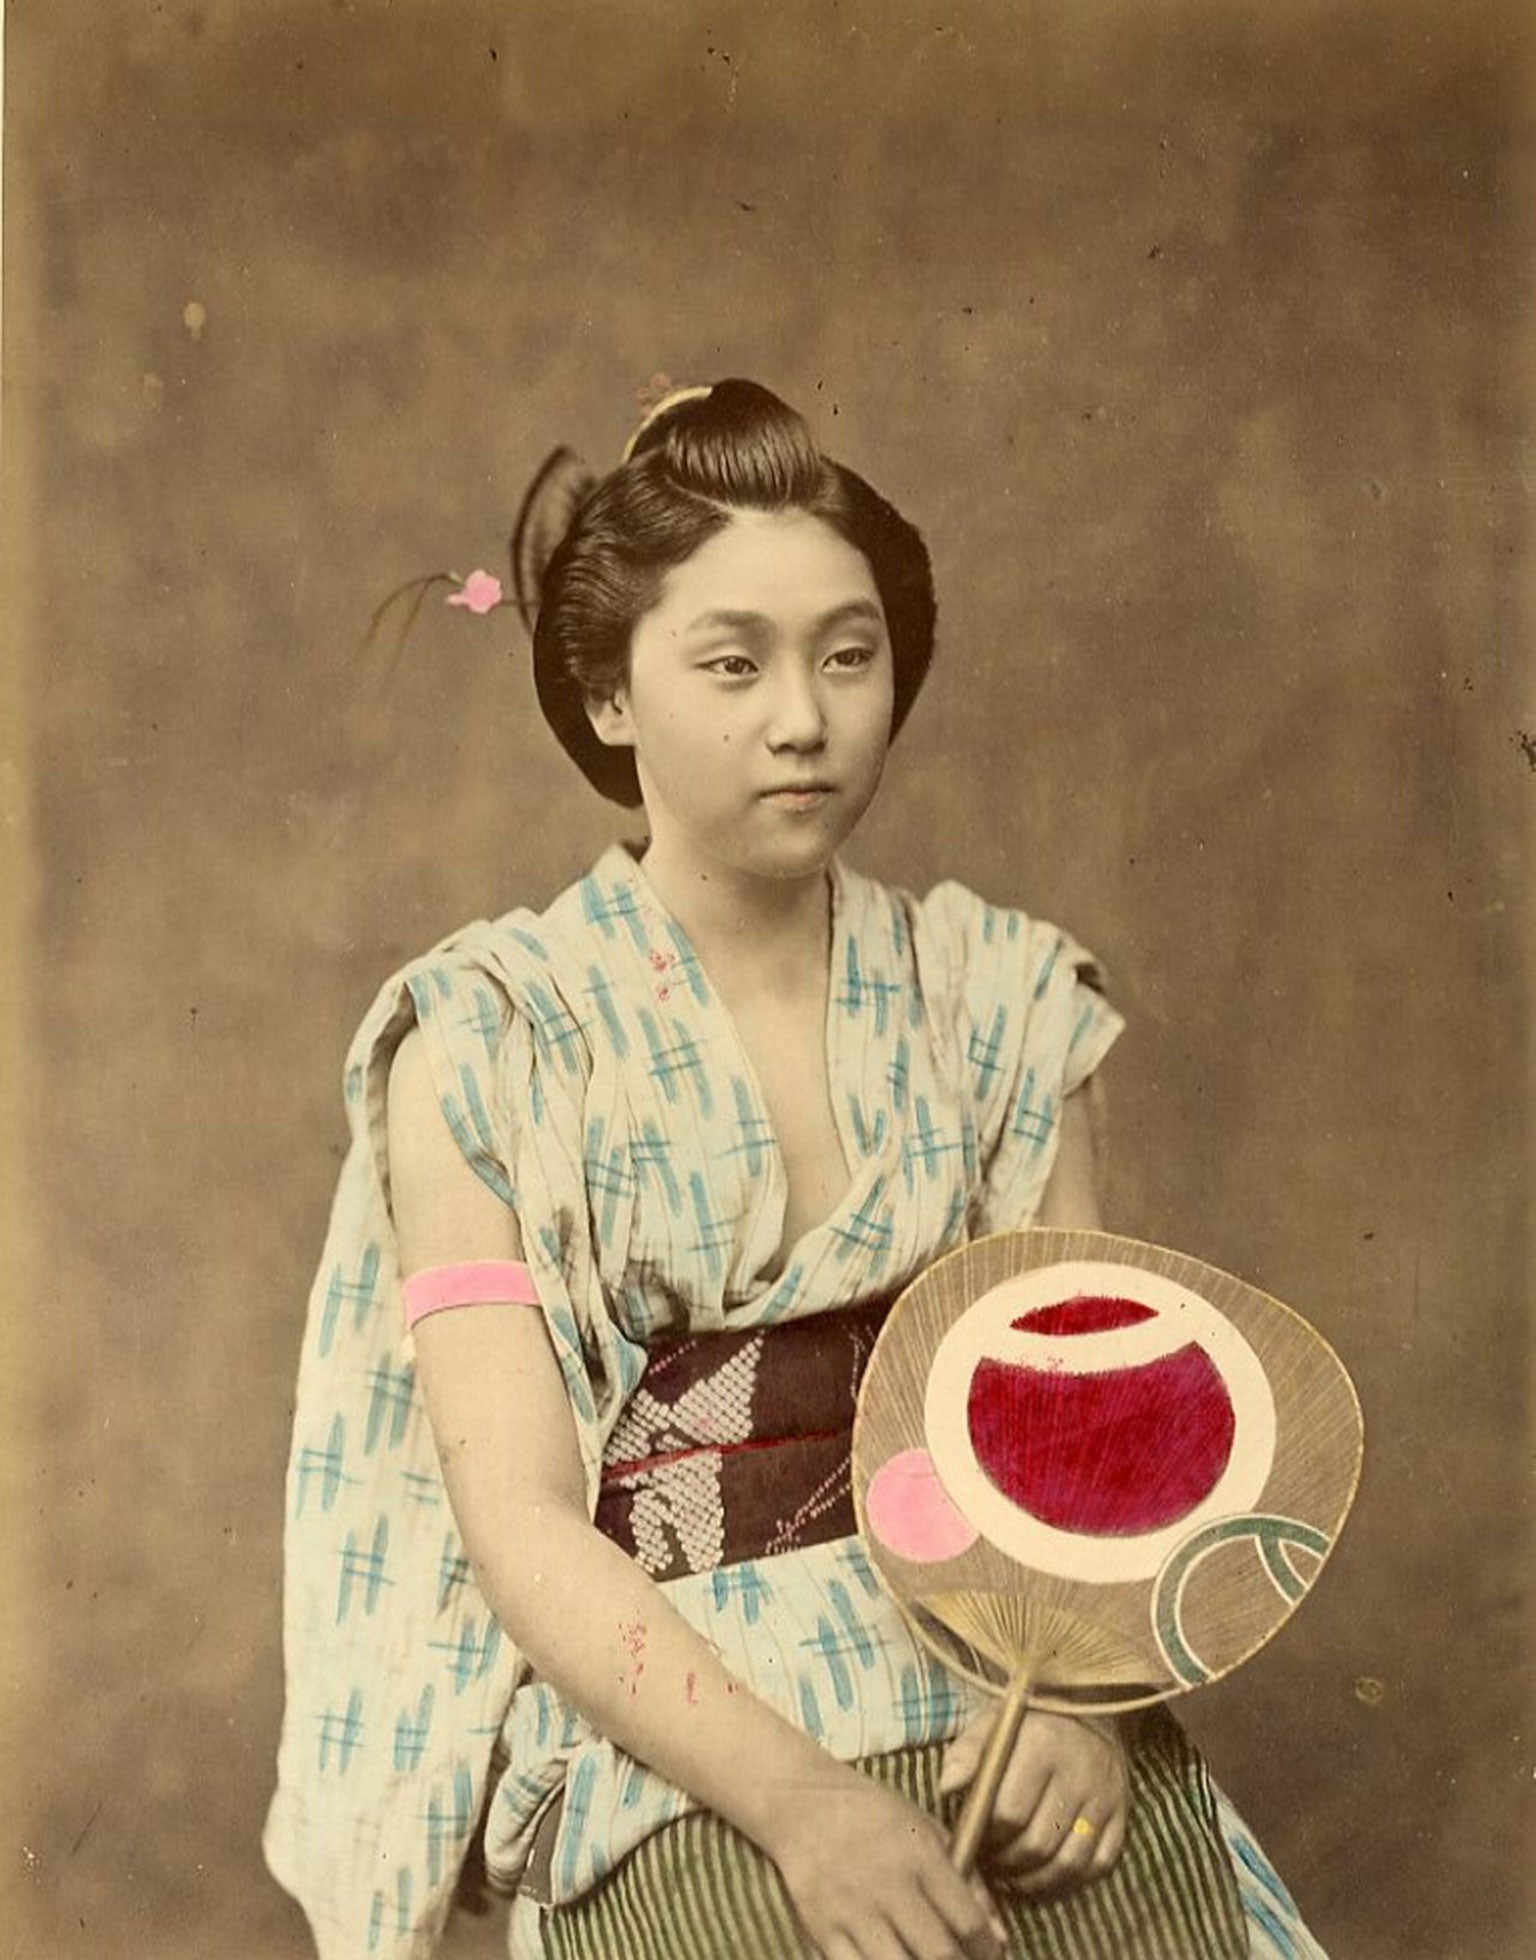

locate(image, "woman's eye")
[[826, 645, 877, 670], [703, 654, 756, 678]]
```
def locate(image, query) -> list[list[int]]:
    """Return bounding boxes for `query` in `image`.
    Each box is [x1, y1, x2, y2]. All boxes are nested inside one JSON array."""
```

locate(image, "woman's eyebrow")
[[681, 609, 772, 637], [681, 599, 886, 636], [817, 599, 886, 633]]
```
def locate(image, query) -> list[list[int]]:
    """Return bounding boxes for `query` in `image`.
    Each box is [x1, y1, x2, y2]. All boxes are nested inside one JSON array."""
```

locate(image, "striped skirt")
[[531, 1707, 1247, 1960]]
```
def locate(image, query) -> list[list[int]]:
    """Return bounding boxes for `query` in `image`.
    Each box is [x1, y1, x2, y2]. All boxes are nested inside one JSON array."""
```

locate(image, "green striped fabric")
[[538, 1708, 1246, 1960]]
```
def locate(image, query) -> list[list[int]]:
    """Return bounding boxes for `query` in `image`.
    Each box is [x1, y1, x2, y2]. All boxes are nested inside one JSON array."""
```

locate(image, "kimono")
[[264, 843, 1326, 1960]]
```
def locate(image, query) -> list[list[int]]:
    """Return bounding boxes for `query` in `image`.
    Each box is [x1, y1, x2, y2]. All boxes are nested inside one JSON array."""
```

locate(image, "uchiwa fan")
[[850, 1228, 1363, 1873]]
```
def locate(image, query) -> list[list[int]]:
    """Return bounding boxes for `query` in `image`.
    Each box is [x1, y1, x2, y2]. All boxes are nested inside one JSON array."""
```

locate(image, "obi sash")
[[592, 1296, 894, 1580]]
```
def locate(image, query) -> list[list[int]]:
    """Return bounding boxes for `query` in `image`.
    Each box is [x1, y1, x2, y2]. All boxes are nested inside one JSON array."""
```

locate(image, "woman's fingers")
[[985, 1770, 1068, 1872], [900, 1884, 995, 1960], [844, 1921, 910, 1960], [938, 1724, 982, 1798], [990, 1775, 1122, 1899], [778, 1771, 1006, 1960], [1084, 1798, 1126, 1878], [916, 1855, 1009, 1959], [1003, 1824, 1100, 1898], [977, 1733, 1053, 1849], [816, 1885, 1001, 1960], [953, 1706, 1131, 1900], [986, 1770, 1107, 1870]]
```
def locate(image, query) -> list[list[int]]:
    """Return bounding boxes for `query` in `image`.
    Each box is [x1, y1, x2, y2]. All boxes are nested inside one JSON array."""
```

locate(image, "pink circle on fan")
[[865, 1448, 980, 1564]]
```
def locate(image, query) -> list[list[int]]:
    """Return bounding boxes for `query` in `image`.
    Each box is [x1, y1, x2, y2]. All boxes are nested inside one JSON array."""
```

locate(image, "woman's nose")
[[765, 666, 828, 750]]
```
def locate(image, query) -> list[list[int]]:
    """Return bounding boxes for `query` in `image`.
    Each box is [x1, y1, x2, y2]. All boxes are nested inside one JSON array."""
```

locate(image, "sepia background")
[[3, 2, 1531, 1955]]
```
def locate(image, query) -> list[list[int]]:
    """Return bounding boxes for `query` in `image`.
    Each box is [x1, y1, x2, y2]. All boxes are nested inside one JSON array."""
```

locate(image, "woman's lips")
[[762, 784, 835, 810]]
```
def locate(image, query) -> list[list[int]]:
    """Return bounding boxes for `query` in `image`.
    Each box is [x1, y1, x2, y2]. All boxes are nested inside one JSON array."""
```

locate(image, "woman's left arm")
[[941, 1082, 1134, 1896]]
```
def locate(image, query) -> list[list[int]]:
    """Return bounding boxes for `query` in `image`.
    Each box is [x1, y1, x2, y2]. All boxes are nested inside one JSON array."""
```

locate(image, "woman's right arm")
[[387, 1031, 1004, 1960]]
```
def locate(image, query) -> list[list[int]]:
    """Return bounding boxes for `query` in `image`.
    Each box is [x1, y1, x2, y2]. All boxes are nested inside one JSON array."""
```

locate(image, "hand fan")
[[850, 1227, 1363, 1873]]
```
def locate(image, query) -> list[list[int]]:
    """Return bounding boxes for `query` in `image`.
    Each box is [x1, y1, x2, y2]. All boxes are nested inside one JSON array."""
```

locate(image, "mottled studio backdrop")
[[2, 2, 1531, 1956]]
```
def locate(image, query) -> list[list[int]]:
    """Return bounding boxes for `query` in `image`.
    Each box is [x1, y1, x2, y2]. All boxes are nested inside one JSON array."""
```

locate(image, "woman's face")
[[589, 508, 895, 887]]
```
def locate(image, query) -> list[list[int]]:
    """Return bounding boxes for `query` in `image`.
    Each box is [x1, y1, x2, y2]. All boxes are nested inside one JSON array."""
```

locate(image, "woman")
[[265, 380, 1325, 1959]]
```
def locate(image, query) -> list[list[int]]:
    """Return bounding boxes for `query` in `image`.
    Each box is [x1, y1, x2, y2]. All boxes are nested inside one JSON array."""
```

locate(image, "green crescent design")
[[1153, 1514, 1332, 1688]]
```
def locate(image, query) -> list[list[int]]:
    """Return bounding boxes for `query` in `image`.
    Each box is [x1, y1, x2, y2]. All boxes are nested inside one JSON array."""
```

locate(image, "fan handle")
[[949, 1668, 1033, 1876]]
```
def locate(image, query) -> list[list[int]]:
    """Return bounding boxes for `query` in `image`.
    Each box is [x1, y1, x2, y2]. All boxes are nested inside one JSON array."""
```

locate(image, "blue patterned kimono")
[[264, 843, 1324, 1960]]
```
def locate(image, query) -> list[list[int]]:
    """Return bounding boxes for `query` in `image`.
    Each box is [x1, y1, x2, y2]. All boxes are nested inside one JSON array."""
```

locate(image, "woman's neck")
[[637, 843, 832, 995]]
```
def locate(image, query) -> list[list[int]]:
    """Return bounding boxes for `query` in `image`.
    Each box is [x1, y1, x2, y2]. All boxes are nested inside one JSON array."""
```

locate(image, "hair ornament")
[[445, 569, 506, 615], [360, 565, 510, 691], [361, 571, 456, 675], [634, 371, 676, 410], [620, 381, 714, 463], [365, 382, 711, 664]]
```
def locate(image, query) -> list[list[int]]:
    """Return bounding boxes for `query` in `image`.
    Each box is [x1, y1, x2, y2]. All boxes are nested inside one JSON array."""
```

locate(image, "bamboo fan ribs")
[[851, 1228, 1362, 1873]]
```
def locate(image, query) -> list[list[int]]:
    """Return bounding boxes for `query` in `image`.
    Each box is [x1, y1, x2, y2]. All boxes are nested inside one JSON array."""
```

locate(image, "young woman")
[[265, 381, 1327, 1960]]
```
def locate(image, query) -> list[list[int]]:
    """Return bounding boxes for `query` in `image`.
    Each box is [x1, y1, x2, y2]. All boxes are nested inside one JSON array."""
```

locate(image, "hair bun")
[[510, 446, 595, 636], [621, 383, 715, 463]]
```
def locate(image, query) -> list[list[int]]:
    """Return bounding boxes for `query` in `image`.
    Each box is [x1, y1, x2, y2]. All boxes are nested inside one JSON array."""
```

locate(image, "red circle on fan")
[[967, 1294, 1235, 1534], [918, 1262, 1277, 1583]]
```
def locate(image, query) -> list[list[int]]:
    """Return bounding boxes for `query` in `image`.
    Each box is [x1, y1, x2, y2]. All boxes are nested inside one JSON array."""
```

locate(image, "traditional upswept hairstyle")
[[519, 379, 937, 807]]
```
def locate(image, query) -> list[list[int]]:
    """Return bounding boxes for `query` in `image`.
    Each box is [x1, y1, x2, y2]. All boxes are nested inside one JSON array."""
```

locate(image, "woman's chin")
[[746, 811, 856, 879]]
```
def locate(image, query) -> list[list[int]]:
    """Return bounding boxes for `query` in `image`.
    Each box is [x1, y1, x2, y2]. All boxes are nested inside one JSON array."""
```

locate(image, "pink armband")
[[402, 1260, 541, 1329]]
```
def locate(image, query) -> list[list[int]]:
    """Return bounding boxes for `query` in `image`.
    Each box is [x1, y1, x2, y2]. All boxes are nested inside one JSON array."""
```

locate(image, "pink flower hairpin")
[[636, 371, 675, 412], [360, 563, 513, 686], [445, 569, 506, 615]]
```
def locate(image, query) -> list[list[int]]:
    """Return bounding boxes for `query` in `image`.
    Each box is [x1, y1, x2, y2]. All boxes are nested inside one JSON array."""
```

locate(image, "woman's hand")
[[940, 1709, 1130, 1900], [767, 1762, 1007, 1960]]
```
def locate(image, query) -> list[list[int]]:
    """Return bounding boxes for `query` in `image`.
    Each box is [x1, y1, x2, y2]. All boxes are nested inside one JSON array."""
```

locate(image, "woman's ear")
[[586, 690, 636, 750]]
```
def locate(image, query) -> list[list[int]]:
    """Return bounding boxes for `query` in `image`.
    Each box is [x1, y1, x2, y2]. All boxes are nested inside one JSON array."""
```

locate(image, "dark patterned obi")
[[593, 1297, 893, 1580]]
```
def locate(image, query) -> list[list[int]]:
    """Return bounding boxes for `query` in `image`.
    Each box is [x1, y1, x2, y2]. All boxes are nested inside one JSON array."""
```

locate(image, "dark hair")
[[525, 379, 937, 807]]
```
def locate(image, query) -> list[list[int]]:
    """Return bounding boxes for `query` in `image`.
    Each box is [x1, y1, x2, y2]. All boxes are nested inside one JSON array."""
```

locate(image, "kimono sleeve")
[[264, 928, 639, 1960], [916, 881, 1124, 1234], [360, 927, 646, 1493]]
